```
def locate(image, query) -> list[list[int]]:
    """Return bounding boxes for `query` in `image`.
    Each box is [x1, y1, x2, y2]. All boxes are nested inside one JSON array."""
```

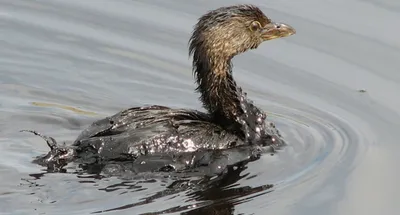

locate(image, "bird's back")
[[72, 105, 244, 163]]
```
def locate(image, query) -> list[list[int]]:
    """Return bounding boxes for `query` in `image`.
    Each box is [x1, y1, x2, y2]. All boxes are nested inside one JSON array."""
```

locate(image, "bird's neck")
[[194, 55, 244, 128]]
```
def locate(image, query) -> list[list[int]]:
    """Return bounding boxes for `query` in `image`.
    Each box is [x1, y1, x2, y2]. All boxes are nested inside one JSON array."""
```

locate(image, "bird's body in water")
[[28, 5, 295, 176]]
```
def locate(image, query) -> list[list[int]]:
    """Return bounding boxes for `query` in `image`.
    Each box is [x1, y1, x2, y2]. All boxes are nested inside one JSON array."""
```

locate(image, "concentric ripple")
[[1, 0, 400, 215]]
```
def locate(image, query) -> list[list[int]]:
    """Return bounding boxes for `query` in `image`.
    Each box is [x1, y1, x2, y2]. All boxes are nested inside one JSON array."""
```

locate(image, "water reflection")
[[24, 163, 274, 214], [95, 166, 273, 214]]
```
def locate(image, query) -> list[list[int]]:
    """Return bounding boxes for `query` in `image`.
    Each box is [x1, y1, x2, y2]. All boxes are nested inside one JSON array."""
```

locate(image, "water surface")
[[1, 0, 399, 214]]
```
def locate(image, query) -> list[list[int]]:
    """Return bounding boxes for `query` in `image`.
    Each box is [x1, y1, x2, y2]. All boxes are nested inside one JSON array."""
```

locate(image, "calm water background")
[[1, 0, 400, 214]]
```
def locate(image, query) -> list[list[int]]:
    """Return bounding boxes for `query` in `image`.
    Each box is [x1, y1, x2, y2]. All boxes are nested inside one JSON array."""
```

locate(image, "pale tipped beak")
[[261, 22, 296, 41]]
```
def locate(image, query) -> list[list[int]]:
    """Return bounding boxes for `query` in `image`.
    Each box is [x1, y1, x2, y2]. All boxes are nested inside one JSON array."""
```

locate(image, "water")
[[1, 0, 399, 214]]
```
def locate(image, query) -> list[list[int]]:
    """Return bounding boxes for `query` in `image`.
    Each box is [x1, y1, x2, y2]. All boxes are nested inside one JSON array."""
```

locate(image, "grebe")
[[27, 5, 295, 174]]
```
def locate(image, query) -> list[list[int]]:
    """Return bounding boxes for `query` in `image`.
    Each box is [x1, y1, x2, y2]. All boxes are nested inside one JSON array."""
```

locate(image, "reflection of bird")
[[89, 162, 273, 215], [28, 5, 295, 171]]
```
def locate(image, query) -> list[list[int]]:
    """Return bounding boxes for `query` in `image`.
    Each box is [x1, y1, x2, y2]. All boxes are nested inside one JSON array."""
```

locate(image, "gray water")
[[1, 0, 399, 214]]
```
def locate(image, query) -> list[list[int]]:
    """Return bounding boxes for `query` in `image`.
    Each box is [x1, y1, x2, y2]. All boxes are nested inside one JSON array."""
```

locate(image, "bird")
[[26, 4, 295, 174]]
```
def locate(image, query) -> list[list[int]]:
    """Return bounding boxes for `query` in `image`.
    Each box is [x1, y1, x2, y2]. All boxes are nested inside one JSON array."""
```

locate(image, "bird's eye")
[[249, 21, 261, 32]]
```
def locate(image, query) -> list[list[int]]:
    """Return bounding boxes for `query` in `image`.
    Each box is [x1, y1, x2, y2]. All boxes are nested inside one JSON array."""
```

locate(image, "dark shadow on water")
[[90, 165, 273, 214], [24, 164, 273, 215]]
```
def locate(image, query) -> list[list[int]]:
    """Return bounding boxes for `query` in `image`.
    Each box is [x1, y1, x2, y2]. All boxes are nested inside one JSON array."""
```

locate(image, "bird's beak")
[[261, 22, 296, 41]]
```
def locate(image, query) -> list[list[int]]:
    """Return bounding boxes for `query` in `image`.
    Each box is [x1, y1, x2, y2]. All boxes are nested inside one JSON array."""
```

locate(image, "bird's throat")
[[195, 58, 244, 128]]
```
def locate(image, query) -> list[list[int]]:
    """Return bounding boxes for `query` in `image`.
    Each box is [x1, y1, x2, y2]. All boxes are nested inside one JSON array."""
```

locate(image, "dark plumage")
[[28, 4, 295, 174]]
